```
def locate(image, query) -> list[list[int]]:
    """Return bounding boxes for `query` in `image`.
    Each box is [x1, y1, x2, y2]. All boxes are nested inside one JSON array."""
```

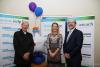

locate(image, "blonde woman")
[[45, 23, 63, 67]]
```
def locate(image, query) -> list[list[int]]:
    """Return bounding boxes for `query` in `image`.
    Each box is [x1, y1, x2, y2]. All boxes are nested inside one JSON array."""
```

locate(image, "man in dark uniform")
[[13, 21, 35, 67], [63, 20, 83, 67]]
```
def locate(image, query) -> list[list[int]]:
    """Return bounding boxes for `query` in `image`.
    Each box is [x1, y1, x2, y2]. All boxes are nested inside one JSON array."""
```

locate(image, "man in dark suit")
[[63, 20, 83, 67], [13, 21, 35, 67]]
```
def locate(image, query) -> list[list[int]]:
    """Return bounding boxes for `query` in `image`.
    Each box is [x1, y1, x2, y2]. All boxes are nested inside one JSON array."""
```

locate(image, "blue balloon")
[[31, 52, 45, 64], [35, 7, 43, 17]]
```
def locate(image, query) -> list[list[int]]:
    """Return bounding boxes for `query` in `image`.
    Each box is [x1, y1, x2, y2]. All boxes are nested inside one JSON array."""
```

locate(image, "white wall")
[[0, 0, 100, 67]]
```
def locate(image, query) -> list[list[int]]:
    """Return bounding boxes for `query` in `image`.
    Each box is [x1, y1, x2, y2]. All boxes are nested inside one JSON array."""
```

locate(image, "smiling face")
[[51, 23, 59, 34], [52, 24, 58, 31], [21, 21, 29, 32], [67, 20, 76, 30]]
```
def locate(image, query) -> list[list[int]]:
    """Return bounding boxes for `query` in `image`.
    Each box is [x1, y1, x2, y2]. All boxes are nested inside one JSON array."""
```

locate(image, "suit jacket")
[[63, 28, 83, 60], [13, 29, 35, 64]]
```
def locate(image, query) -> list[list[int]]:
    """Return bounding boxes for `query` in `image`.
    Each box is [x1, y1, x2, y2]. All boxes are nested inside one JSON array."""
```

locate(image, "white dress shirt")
[[66, 28, 75, 42]]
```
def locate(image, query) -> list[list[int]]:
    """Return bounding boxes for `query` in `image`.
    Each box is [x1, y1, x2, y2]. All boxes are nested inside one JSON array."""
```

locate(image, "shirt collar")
[[23, 31, 27, 34], [20, 29, 27, 35]]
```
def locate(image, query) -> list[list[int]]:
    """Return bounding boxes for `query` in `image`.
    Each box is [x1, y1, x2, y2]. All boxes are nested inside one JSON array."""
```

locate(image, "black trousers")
[[15, 54, 32, 67], [15, 64, 31, 67], [66, 59, 81, 67]]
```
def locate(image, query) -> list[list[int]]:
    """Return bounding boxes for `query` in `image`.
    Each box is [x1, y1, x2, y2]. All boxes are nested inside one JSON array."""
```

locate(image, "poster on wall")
[[40, 16, 95, 67], [75, 16, 95, 67], [0, 13, 29, 67]]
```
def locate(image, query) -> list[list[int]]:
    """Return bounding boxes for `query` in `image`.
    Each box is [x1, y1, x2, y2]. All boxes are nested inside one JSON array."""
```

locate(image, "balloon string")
[[35, 17, 37, 26]]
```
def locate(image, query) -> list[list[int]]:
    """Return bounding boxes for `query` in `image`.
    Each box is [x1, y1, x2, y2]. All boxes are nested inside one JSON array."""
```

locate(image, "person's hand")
[[50, 52, 55, 58], [64, 53, 70, 59], [23, 52, 30, 61], [50, 48, 60, 58]]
